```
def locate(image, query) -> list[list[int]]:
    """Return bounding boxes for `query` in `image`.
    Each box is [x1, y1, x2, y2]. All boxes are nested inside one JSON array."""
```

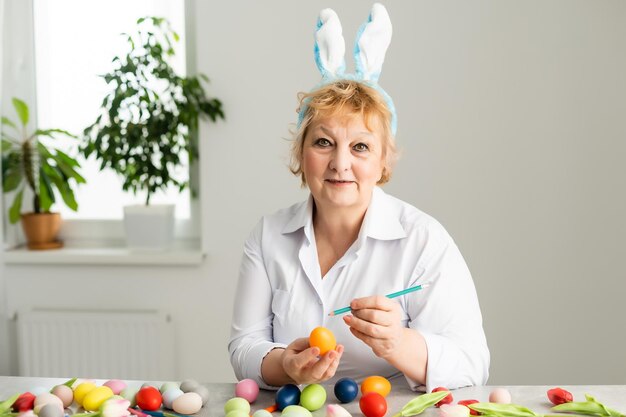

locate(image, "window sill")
[[3, 239, 205, 266]]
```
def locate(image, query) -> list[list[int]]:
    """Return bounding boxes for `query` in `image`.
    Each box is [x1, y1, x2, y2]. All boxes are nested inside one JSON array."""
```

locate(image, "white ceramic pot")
[[123, 204, 175, 250]]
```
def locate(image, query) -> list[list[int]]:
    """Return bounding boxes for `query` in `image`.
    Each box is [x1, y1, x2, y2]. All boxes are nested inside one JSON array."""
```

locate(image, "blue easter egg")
[[334, 377, 359, 403], [275, 384, 301, 410]]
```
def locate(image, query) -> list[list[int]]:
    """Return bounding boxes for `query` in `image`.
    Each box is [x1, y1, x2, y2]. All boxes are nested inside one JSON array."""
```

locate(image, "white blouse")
[[229, 187, 489, 392]]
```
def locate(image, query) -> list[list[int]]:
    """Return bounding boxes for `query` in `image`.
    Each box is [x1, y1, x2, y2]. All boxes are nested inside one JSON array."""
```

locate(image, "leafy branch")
[[82, 16, 224, 205], [1, 98, 85, 223]]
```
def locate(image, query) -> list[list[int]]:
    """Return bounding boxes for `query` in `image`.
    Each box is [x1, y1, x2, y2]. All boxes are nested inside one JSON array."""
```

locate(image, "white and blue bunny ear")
[[314, 8, 346, 80], [354, 3, 392, 82], [300, 3, 398, 135]]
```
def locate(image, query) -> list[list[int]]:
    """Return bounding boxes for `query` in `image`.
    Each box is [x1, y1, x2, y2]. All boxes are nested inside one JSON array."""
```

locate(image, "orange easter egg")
[[309, 326, 336, 356], [361, 376, 391, 397]]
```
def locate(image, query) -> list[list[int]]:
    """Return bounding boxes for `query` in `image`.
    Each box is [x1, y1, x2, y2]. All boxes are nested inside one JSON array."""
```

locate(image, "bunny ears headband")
[[297, 3, 397, 135]]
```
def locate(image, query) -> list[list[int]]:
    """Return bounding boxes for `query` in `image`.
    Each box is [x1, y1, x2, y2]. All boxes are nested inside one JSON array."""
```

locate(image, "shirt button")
[[318, 299, 323, 305]]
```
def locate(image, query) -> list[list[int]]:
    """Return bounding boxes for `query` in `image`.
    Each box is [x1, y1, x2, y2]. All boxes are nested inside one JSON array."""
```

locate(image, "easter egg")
[[136, 386, 162, 411], [235, 379, 259, 403], [440, 404, 470, 417], [326, 404, 352, 417], [458, 399, 480, 416], [224, 397, 250, 415], [120, 387, 138, 407], [225, 411, 249, 417], [334, 378, 359, 403], [83, 386, 114, 411], [359, 392, 387, 417], [33, 393, 63, 414], [192, 385, 210, 406], [361, 376, 391, 398], [300, 384, 326, 411], [172, 392, 203, 414], [180, 380, 200, 393], [103, 380, 127, 395], [489, 387, 512, 404], [73, 382, 97, 406], [282, 405, 312, 417], [37, 404, 64, 417], [160, 382, 180, 394], [309, 327, 336, 356], [30, 387, 48, 396], [252, 410, 273, 417], [275, 384, 301, 411], [432, 387, 453, 407], [12, 392, 36, 412], [162, 388, 184, 409], [51, 385, 73, 408]]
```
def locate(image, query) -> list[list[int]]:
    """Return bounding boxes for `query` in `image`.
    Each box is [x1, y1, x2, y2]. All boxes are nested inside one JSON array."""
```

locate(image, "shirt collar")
[[359, 187, 407, 241], [281, 187, 406, 242], [282, 194, 315, 241]]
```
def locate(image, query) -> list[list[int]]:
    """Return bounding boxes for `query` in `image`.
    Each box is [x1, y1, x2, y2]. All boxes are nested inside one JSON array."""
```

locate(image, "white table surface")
[[1, 377, 625, 416]]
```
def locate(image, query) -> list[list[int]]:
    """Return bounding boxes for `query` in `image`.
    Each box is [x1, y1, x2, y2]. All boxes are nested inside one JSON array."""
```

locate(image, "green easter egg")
[[160, 382, 180, 393], [120, 387, 138, 407], [224, 397, 251, 414], [299, 384, 326, 411], [225, 411, 249, 417], [282, 404, 313, 417]]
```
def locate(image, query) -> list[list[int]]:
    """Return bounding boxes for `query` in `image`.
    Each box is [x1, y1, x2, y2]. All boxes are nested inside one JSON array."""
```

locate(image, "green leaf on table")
[[392, 391, 450, 417], [551, 394, 624, 417], [0, 393, 20, 414], [468, 402, 539, 417]]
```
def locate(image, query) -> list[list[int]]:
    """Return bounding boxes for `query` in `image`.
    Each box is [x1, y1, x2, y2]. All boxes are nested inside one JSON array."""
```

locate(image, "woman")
[[229, 4, 489, 392]]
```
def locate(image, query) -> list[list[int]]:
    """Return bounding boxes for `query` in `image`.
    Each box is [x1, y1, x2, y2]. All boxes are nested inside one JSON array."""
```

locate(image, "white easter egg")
[[162, 388, 184, 409], [172, 392, 203, 414]]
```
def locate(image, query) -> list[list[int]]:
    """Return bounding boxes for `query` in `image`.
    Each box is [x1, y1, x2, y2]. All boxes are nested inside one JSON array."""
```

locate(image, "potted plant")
[[1, 98, 85, 249], [82, 16, 224, 250]]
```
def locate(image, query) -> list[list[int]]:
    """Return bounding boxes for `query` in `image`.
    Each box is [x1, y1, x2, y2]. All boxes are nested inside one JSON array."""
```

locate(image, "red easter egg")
[[359, 392, 387, 417], [136, 386, 162, 411]]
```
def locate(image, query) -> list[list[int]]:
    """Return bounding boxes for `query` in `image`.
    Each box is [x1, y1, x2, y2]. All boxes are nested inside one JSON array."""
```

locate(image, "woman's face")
[[302, 113, 386, 213]]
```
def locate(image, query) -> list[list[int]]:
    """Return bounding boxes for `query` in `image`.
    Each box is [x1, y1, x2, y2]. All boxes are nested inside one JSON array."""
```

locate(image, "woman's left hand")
[[342, 295, 404, 359]]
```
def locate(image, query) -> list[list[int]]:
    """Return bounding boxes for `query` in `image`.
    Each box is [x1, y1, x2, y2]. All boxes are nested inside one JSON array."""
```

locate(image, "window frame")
[[1, 0, 203, 250]]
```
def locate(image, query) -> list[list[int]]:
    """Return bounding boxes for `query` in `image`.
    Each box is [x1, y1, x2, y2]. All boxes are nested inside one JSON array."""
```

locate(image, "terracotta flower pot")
[[20, 212, 64, 250]]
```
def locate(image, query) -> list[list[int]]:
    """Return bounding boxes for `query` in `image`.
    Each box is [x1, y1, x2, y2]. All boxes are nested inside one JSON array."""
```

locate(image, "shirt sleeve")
[[228, 220, 287, 390], [404, 222, 490, 392]]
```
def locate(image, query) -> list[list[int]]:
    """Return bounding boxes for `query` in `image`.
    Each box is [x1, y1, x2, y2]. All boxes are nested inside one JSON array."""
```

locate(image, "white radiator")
[[17, 309, 176, 380]]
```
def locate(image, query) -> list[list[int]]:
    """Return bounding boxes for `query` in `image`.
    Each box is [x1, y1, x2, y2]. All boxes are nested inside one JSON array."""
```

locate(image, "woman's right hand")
[[281, 337, 344, 385]]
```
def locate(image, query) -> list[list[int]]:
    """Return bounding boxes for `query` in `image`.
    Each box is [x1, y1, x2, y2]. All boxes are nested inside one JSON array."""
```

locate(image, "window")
[[33, 0, 189, 221]]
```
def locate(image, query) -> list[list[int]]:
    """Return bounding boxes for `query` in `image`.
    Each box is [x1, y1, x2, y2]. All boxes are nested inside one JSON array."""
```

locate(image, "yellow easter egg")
[[73, 382, 97, 406], [82, 386, 114, 411]]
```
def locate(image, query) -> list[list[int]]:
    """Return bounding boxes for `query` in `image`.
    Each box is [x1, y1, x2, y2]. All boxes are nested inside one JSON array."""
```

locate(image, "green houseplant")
[[1, 98, 85, 249], [82, 16, 224, 250]]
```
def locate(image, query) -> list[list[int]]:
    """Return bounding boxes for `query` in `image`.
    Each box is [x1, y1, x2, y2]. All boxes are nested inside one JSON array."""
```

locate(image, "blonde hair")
[[289, 80, 399, 186]]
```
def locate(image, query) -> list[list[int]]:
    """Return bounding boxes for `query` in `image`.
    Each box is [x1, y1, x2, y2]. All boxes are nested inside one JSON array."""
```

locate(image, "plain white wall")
[[2, 0, 626, 385]]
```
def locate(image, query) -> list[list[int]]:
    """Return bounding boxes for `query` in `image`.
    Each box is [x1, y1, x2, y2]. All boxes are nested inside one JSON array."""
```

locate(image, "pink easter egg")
[[235, 379, 259, 403], [489, 387, 512, 404], [103, 379, 127, 395]]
